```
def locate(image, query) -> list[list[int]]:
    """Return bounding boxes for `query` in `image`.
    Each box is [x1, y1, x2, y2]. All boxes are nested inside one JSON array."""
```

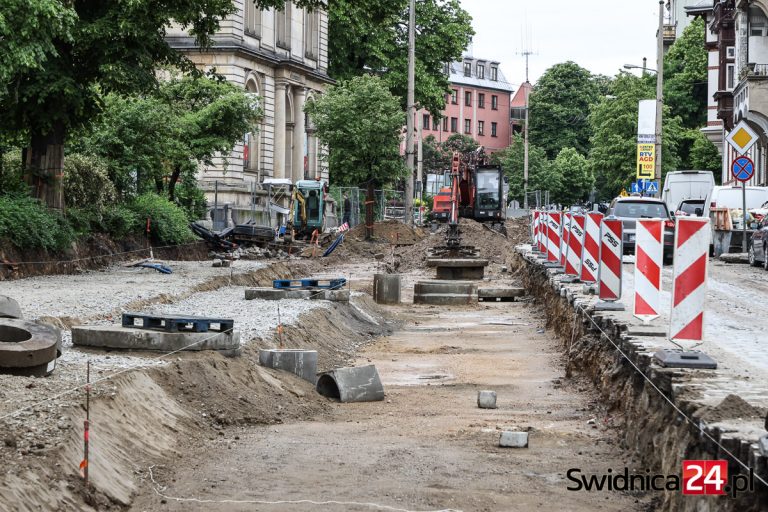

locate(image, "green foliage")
[[0, 148, 28, 197], [102, 205, 141, 240], [588, 73, 683, 200], [442, 133, 479, 156], [305, 75, 406, 187], [174, 177, 208, 220], [664, 17, 708, 129], [128, 193, 194, 245], [689, 130, 722, 176], [63, 153, 116, 210], [328, 0, 474, 116], [0, 196, 75, 250], [552, 147, 594, 205], [491, 135, 553, 203], [529, 62, 599, 158], [422, 135, 449, 173]]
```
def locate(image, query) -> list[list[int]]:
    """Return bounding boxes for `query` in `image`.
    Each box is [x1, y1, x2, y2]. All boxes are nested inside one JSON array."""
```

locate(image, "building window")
[[450, 117, 458, 133], [727, 63, 736, 90], [465, 91, 471, 106], [491, 95, 498, 110], [727, 46, 735, 59], [244, 0, 262, 37], [477, 120, 485, 136], [276, 1, 291, 50], [443, 63, 450, 75], [490, 66, 498, 81], [451, 89, 458, 104], [464, 119, 471, 134], [464, 62, 472, 77], [491, 122, 498, 137], [442, 117, 448, 131], [750, 7, 768, 36], [304, 9, 320, 59], [422, 113, 430, 130], [433, 118, 439, 131], [477, 64, 485, 79], [478, 93, 485, 108]]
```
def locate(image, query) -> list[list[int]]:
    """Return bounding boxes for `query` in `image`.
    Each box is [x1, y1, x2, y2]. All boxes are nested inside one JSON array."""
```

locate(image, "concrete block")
[[413, 280, 479, 305], [499, 431, 529, 448], [477, 390, 497, 409], [373, 274, 402, 305], [0, 295, 22, 319], [626, 325, 667, 337], [477, 287, 525, 299], [316, 365, 385, 403], [244, 288, 312, 300], [582, 283, 597, 295], [310, 289, 350, 302], [259, 349, 318, 383], [428, 258, 489, 280], [594, 301, 626, 312], [72, 325, 240, 353]]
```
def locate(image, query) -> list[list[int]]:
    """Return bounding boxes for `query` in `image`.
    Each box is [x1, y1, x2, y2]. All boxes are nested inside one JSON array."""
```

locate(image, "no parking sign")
[[731, 156, 755, 183]]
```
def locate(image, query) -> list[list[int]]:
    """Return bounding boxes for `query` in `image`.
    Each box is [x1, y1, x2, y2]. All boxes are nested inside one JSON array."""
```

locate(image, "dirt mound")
[[702, 394, 767, 423], [346, 220, 426, 246]]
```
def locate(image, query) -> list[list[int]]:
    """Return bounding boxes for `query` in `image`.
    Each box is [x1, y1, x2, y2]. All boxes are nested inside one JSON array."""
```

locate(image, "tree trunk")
[[365, 180, 375, 241], [24, 122, 66, 210], [168, 165, 182, 202]]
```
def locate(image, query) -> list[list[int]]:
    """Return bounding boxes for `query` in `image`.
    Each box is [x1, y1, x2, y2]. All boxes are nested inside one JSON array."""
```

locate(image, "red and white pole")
[[546, 212, 562, 264], [539, 211, 548, 254], [560, 212, 571, 268], [565, 214, 585, 278], [598, 218, 623, 301], [633, 219, 664, 323], [580, 212, 603, 284], [670, 217, 710, 343], [532, 211, 540, 249]]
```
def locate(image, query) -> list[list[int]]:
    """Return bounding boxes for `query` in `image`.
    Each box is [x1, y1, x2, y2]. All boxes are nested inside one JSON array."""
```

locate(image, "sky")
[[459, 0, 663, 87]]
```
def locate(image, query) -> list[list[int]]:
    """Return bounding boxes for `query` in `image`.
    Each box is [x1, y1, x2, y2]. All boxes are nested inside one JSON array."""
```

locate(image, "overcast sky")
[[459, 0, 663, 87]]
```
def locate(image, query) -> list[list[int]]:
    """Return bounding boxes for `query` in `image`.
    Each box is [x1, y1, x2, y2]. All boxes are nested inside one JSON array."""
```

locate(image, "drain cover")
[[653, 350, 717, 370]]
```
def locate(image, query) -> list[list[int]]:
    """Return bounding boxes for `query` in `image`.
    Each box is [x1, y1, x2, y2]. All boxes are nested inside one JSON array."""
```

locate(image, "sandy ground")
[[129, 290, 654, 512]]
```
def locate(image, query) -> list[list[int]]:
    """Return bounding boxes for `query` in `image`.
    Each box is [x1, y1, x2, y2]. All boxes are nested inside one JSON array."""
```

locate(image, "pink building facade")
[[418, 56, 515, 154]]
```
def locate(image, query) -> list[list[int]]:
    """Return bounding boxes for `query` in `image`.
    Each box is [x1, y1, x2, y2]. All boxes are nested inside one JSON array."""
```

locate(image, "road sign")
[[645, 181, 659, 194], [631, 180, 659, 194], [731, 156, 755, 182], [636, 144, 655, 179], [619, 189, 629, 198], [725, 120, 759, 154]]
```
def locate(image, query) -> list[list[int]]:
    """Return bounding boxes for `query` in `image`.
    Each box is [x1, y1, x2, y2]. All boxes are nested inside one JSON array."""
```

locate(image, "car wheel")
[[764, 244, 768, 271], [749, 242, 758, 266]]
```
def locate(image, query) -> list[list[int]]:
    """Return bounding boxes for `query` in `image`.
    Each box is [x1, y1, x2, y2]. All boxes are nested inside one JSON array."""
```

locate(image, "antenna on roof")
[[516, 20, 537, 83]]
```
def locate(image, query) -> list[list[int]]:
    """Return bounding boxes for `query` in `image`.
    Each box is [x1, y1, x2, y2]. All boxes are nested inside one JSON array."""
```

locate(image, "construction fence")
[[328, 187, 406, 227]]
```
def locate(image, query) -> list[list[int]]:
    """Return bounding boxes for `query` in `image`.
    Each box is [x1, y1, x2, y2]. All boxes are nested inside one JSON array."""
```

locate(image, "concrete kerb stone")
[[499, 431, 529, 448], [259, 349, 318, 383], [72, 325, 241, 354], [477, 390, 497, 409], [0, 296, 23, 319]]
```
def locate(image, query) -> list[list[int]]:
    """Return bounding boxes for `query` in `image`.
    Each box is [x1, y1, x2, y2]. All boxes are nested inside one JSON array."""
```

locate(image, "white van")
[[661, 170, 715, 213], [702, 185, 768, 220]]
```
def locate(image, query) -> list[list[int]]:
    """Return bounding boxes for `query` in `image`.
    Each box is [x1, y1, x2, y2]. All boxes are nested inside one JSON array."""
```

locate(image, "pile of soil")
[[346, 220, 427, 245], [701, 394, 767, 423]]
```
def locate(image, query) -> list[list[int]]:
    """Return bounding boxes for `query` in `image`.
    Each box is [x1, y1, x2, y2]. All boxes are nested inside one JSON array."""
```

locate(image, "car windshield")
[[679, 201, 704, 215], [612, 201, 668, 219], [476, 170, 500, 209]]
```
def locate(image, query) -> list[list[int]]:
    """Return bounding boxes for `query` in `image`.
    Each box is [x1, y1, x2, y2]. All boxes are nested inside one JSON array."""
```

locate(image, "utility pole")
[[655, 0, 665, 197], [520, 49, 534, 210], [405, 0, 416, 226], [417, 120, 423, 224]]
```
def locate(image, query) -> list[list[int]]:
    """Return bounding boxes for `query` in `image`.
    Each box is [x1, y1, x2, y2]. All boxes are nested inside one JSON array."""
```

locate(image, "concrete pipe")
[[373, 274, 402, 305], [0, 296, 23, 319], [258, 349, 318, 383], [0, 319, 60, 376], [316, 365, 385, 403]]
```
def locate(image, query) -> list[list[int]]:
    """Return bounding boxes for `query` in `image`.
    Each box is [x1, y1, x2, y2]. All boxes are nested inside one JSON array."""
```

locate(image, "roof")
[[684, 0, 714, 15], [511, 82, 532, 108], [447, 55, 515, 93]]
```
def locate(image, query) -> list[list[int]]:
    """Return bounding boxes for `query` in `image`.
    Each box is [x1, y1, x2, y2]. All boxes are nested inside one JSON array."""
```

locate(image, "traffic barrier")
[[633, 219, 664, 323], [566, 214, 585, 277], [538, 211, 548, 253], [560, 213, 571, 268], [531, 211, 540, 249], [580, 213, 603, 284], [598, 218, 623, 301], [670, 218, 710, 343], [546, 212, 562, 264]]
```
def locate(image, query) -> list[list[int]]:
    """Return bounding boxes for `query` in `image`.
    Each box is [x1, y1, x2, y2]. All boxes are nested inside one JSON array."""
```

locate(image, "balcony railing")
[[663, 24, 676, 42]]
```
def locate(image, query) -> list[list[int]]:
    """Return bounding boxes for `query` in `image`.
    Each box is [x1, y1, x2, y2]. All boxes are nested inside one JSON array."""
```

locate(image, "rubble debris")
[[477, 390, 497, 409], [701, 394, 767, 423], [316, 365, 385, 403]]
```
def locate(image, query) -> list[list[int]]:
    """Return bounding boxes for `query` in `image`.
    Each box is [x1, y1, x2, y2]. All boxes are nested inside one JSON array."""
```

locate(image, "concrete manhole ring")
[[0, 295, 23, 319], [0, 319, 60, 369]]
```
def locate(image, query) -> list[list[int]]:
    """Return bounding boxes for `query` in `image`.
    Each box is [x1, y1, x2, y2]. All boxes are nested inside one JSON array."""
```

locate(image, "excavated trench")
[[513, 251, 768, 512]]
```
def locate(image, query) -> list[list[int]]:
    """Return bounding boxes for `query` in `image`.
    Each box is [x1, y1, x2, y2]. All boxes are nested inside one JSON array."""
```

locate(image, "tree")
[[664, 17, 708, 130], [588, 73, 683, 199], [422, 135, 450, 174], [529, 62, 599, 159], [688, 130, 722, 180], [304, 75, 406, 239], [0, 0, 317, 210], [491, 135, 554, 205], [552, 147, 594, 206], [328, 0, 474, 116], [74, 76, 259, 204]]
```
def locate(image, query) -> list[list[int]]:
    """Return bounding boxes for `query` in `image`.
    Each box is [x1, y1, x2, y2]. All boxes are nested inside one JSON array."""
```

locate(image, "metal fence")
[[328, 186, 406, 226]]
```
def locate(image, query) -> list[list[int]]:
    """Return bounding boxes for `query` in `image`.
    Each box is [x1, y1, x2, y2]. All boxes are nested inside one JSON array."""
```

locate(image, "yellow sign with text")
[[636, 144, 655, 180]]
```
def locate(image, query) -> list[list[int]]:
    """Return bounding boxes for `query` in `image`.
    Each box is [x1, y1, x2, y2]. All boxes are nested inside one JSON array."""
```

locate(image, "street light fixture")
[[623, 64, 657, 74]]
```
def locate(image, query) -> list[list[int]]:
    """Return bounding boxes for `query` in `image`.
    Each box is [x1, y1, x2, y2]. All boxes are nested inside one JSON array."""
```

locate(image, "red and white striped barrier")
[[531, 211, 539, 248], [580, 212, 603, 284], [538, 211, 548, 253], [566, 214, 585, 277], [598, 218, 623, 301], [633, 219, 664, 323], [670, 218, 710, 343], [560, 213, 571, 268], [546, 212, 562, 264]]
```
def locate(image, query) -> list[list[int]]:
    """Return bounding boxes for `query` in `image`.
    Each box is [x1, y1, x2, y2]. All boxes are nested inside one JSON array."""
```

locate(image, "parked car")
[[748, 216, 768, 270], [675, 198, 705, 217], [662, 170, 715, 213], [607, 197, 675, 263]]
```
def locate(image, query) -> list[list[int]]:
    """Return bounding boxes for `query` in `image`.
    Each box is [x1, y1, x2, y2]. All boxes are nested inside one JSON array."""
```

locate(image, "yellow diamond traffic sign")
[[726, 120, 759, 153]]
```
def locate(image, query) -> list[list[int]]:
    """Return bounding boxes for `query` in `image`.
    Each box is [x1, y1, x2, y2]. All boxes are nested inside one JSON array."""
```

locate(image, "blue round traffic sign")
[[732, 156, 755, 182]]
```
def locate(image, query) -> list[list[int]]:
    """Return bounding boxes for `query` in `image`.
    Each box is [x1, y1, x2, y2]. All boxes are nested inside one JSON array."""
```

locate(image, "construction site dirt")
[[0, 218, 764, 511]]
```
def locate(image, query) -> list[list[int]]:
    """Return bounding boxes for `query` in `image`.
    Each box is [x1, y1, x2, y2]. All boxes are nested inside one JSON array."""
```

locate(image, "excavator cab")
[[286, 179, 327, 240]]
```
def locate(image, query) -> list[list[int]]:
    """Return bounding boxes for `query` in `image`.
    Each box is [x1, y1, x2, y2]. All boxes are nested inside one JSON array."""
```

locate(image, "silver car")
[[607, 197, 675, 264]]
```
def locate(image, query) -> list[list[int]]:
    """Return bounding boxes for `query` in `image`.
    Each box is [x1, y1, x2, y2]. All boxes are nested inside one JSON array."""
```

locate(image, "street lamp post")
[[654, 0, 664, 198]]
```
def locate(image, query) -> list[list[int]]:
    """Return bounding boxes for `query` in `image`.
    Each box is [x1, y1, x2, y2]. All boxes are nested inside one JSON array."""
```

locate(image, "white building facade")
[[166, 1, 332, 222]]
